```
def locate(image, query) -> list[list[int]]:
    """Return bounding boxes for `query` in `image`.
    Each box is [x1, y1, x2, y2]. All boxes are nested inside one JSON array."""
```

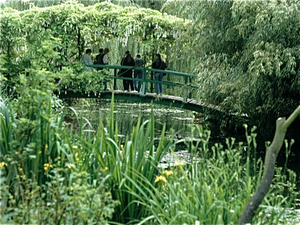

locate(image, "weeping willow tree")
[[163, 0, 300, 142], [0, 0, 192, 96], [160, 1, 300, 223]]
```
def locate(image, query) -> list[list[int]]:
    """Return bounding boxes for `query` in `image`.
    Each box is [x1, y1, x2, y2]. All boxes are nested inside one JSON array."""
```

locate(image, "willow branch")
[[238, 105, 300, 225]]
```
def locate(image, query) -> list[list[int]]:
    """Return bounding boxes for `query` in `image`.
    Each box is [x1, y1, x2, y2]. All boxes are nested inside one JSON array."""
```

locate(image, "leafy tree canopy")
[[0, 0, 191, 86], [163, 0, 300, 143], [0, 0, 167, 11]]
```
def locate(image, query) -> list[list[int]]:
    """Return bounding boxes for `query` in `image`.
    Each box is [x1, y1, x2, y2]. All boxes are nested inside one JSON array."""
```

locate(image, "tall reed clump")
[[123, 124, 299, 224], [0, 81, 118, 224], [73, 95, 173, 224]]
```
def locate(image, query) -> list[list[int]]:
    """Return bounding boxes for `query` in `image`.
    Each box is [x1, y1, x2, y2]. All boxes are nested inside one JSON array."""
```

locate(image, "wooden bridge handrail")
[[146, 68, 197, 78], [107, 75, 190, 88], [70, 64, 199, 103], [86, 64, 197, 78]]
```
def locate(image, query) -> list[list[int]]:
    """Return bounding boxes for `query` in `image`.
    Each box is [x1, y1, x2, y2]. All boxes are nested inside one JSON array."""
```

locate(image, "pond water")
[[69, 99, 198, 139], [67, 99, 300, 193]]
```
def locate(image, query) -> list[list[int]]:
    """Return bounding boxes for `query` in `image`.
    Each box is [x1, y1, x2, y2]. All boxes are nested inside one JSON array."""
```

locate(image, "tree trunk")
[[238, 105, 300, 224]]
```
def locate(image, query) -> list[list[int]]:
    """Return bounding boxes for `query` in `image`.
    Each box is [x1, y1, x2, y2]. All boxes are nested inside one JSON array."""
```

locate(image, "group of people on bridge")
[[82, 48, 167, 94]]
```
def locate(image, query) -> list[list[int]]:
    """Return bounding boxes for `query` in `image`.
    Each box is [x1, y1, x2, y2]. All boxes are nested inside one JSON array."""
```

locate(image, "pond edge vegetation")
[[1, 90, 300, 224], [1, 0, 300, 224]]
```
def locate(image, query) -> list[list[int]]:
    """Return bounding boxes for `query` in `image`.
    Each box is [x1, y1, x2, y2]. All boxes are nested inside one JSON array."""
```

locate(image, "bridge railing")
[[85, 64, 198, 103]]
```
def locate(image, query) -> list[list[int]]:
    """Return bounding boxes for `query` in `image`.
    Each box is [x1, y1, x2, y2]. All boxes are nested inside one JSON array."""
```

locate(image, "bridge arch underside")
[[58, 90, 226, 115]]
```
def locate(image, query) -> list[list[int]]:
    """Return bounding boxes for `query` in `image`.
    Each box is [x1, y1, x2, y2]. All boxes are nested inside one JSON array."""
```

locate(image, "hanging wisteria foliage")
[[0, 1, 191, 66]]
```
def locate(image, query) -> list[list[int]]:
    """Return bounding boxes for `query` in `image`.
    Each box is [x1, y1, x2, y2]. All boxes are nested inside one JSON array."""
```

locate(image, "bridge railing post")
[[113, 68, 117, 90], [183, 76, 188, 103], [189, 77, 192, 99], [150, 71, 154, 93], [140, 67, 147, 96]]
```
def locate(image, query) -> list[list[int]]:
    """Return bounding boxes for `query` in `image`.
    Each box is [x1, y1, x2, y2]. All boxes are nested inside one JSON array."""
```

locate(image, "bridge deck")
[[58, 89, 237, 116]]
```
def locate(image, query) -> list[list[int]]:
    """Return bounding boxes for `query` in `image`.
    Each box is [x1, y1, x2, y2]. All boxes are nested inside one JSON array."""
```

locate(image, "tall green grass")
[[0, 91, 118, 224], [72, 95, 172, 224], [1, 90, 298, 224], [67, 102, 299, 225], [121, 126, 299, 224]]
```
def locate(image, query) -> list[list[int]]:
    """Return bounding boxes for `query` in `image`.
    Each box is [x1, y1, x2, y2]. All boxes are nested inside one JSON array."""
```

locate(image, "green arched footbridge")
[[58, 64, 238, 117]]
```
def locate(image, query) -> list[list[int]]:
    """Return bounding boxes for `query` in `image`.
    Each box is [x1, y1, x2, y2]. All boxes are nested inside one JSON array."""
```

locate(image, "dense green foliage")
[[0, 0, 192, 98], [1, 92, 299, 224], [1, 0, 300, 139], [0, 0, 133, 10], [127, 134, 299, 224], [164, 0, 300, 145], [0, 1, 189, 75], [0, 0, 166, 11], [0, 89, 119, 224], [163, 0, 300, 144], [1, 0, 300, 224]]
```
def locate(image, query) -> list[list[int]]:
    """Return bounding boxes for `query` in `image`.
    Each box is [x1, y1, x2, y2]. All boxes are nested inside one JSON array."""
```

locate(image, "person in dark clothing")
[[94, 48, 104, 71], [134, 53, 144, 92], [120, 50, 135, 92], [151, 53, 165, 94]]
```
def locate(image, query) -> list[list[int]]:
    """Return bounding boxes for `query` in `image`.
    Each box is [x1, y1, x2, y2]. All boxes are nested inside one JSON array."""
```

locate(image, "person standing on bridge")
[[102, 48, 110, 90], [82, 49, 93, 71], [134, 53, 144, 92], [152, 53, 166, 94], [120, 50, 135, 92], [94, 48, 104, 71], [102, 48, 110, 66]]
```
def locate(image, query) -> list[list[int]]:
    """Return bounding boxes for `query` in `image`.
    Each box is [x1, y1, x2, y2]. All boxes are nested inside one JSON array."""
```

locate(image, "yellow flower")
[[258, 212, 263, 217], [162, 170, 174, 176], [38, 151, 42, 155], [75, 152, 79, 161], [0, 162, 8, 168], [67, 163, 74, 169], [44, 163, 53, 171], [155, 175, 167, 184], [19, 168, 23, 172], [174, 161, 185, 167], [45, 144, 48, 149], [120, 144, 124, 150], [73, 145, 78, 149], [99, 167, 108, 172]]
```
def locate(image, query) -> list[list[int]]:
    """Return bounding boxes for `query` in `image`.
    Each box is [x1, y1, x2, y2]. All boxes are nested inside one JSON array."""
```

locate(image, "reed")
[[1, 92, 298, 224], [0, 91, 118, 224], [73, 95, 171, 223], [122, 125, 299, 224]]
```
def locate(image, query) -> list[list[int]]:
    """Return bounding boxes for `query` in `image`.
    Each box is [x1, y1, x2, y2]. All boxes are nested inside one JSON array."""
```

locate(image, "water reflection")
[[72, 99, 197, 138]]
